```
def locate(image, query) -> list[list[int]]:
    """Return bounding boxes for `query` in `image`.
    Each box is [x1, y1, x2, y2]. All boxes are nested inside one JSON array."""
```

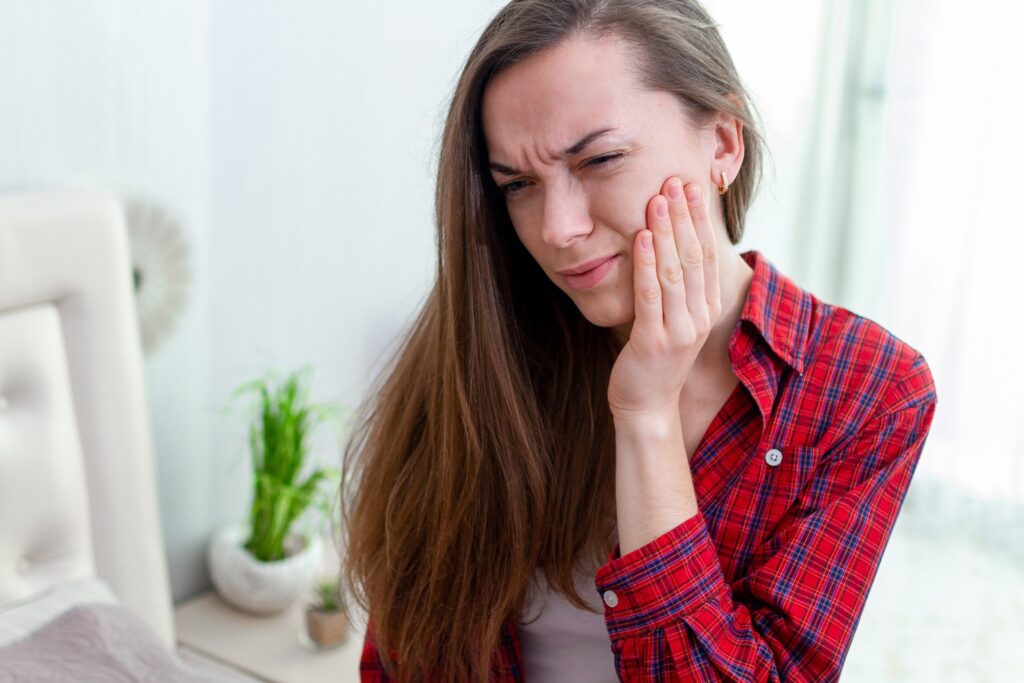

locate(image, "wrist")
[[613, 411, 686, 464], [612, 406, 681, 437]]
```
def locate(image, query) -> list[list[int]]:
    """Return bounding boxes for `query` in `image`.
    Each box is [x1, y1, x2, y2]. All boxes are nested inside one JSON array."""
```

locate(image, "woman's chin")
[[570, 292, 634, 329]]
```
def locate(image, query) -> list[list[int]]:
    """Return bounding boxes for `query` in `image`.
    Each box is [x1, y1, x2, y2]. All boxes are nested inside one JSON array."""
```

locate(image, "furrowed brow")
[[489, 127, 618, 176]]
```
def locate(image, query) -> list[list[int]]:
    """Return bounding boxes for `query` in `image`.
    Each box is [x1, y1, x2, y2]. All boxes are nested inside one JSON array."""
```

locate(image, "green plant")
[[233, 367, 344, 562], [312, 576, 344, 612]]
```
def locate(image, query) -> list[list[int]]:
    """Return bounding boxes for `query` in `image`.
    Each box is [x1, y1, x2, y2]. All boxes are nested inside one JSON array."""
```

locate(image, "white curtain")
[[793, 0, 1024, 679]]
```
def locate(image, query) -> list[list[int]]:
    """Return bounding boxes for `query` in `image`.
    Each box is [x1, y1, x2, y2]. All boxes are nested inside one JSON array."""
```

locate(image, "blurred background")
[[1, 0, 1021, 680]]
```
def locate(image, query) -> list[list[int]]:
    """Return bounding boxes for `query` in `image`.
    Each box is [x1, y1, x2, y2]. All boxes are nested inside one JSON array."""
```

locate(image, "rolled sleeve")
[[594, 511, 731, 639], [589, 358, 937, 681]]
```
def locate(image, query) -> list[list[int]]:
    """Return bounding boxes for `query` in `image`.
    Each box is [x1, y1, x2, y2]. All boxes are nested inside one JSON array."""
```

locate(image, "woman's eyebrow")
[[489, 127, 620, 176]]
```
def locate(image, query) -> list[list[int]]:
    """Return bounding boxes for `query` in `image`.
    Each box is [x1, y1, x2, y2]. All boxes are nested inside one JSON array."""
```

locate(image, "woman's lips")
[[561, 255, 619, 290]]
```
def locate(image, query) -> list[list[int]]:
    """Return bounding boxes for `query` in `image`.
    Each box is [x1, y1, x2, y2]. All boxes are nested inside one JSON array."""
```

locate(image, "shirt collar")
[[736, 249, 814, 377]]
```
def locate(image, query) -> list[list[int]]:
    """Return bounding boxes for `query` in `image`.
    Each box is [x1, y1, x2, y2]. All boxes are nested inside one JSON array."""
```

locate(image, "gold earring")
[[718, 171, 730, 195]]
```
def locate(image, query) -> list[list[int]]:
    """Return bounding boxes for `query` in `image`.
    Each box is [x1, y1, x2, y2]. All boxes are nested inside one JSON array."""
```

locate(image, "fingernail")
[[655, 197, 668, 218], [685, 184, 702, 204], [667, 178, 683, 200], [641, 231, 652, 249]]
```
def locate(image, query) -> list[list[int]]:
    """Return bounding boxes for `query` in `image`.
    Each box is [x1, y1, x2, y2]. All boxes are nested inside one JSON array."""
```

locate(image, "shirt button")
[[602, 590, 618, 608], [765, 448, 783, 467]]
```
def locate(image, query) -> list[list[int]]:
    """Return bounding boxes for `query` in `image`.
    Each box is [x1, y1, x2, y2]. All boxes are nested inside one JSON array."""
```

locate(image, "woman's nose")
[[539, 185, 593, 248]]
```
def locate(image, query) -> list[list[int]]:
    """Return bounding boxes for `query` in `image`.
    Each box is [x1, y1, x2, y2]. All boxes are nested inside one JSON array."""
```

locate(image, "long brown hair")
[[341, 1, 765, 680]]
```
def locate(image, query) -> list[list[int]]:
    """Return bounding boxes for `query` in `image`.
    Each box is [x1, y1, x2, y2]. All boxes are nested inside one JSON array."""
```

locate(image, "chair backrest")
[[0, 191, 174, 647]]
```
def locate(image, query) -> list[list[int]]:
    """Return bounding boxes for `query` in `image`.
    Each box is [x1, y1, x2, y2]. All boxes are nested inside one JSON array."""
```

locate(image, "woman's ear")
[[710, 109, 745, 190]]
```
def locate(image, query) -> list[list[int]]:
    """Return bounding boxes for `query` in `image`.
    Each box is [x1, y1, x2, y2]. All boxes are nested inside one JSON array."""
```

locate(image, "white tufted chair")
[[0, 191, 175, 647]]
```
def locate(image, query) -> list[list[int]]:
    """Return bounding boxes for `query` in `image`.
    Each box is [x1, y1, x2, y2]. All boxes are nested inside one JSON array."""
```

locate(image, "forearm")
[[613, 411, 700, 555]]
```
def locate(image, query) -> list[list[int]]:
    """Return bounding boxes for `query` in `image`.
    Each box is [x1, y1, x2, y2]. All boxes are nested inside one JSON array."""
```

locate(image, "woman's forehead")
[[481, 35, 648, 165]]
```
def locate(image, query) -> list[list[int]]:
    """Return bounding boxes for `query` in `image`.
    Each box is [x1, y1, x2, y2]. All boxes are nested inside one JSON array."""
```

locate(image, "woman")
[[342, 1, 938, 681]]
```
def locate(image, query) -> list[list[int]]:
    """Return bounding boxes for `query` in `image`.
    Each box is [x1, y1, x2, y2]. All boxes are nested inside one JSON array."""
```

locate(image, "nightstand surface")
[[175, 590, 366, 683]]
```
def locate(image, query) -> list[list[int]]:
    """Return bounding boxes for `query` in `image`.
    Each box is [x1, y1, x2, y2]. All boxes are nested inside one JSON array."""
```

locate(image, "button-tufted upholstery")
[[0, 191, 174, 647]]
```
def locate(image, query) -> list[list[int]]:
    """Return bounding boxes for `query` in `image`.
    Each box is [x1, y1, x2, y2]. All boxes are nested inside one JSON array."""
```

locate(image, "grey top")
[[517, 566, 618, 682]]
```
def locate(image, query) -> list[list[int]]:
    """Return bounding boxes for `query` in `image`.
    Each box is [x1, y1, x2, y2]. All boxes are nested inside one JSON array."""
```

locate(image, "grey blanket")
[[0, 603, 247, 682]]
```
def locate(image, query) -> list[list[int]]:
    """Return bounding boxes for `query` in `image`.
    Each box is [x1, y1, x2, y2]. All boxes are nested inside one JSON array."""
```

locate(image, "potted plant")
[[208, 367, 344, 615], [305, 575, 350, 649]]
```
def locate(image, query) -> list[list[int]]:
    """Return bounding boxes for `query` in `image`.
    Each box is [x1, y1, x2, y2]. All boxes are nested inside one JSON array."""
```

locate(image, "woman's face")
[[481, 33, 731, 330]]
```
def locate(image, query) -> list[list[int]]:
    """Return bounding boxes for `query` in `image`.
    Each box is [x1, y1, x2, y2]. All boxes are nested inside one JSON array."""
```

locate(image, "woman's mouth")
[[561, 255, 619, 290]]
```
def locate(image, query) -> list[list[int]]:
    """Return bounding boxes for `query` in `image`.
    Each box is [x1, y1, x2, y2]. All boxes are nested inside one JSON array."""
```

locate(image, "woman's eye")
[[501, 180, 529, 196], [587, 152, 624, 167], [500, 153, 624, 197]]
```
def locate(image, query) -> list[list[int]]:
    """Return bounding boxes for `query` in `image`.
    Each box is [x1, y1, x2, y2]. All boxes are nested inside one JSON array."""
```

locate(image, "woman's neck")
[[695, 248, 754, 376]]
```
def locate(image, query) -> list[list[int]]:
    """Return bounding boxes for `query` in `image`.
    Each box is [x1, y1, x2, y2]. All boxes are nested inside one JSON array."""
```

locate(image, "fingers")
[[683, 183, 720, 319], [662, 177, 707, 336], [631, 228, 662, 337], [646, 192, 692, 341], [634, 176, 721, 343]]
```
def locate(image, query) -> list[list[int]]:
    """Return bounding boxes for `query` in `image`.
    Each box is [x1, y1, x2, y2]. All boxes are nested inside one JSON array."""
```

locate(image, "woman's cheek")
[[589, 174, 650, 237]]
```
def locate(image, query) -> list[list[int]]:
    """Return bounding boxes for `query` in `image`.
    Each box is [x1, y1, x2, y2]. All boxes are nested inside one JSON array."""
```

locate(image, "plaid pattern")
[[360, 249, 938, 681]]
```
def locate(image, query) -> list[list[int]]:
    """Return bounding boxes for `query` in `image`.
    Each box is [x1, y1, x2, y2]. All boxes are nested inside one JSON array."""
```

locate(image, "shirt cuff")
[[594, 511, 730, 639]]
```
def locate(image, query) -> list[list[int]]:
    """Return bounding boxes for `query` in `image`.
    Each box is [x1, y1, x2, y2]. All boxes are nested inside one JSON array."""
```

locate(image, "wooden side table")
[[175, 591, 367, 683]]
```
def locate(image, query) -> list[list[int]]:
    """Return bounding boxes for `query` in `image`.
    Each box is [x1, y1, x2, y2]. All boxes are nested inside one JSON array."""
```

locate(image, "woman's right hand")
[[606, 176, 722, 421]]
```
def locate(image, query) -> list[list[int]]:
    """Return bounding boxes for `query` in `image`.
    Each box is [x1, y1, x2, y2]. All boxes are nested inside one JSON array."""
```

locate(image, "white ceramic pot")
[[207, 522, 323, 615]]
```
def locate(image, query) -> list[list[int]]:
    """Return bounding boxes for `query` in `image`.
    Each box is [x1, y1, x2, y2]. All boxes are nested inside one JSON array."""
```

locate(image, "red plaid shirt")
[[360, 249, 938, 682]]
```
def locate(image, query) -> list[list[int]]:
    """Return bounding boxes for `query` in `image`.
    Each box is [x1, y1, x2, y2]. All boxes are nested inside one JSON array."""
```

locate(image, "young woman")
[[342, 1, 938, 681]]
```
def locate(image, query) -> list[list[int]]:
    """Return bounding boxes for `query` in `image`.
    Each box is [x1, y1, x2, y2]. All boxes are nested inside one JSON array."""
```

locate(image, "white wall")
[[203, 0, 510, 603], [0, 0, 213, 602], [706, 1, 828, 271], [0, 0, 824, 602]]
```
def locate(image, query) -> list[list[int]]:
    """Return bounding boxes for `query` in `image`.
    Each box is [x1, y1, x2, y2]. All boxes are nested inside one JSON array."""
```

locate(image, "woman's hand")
[[607, 176, 723, 420]]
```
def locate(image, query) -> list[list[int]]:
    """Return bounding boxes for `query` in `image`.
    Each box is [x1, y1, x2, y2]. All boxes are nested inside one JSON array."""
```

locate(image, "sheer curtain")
[[791, 0, 1024, 679]]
